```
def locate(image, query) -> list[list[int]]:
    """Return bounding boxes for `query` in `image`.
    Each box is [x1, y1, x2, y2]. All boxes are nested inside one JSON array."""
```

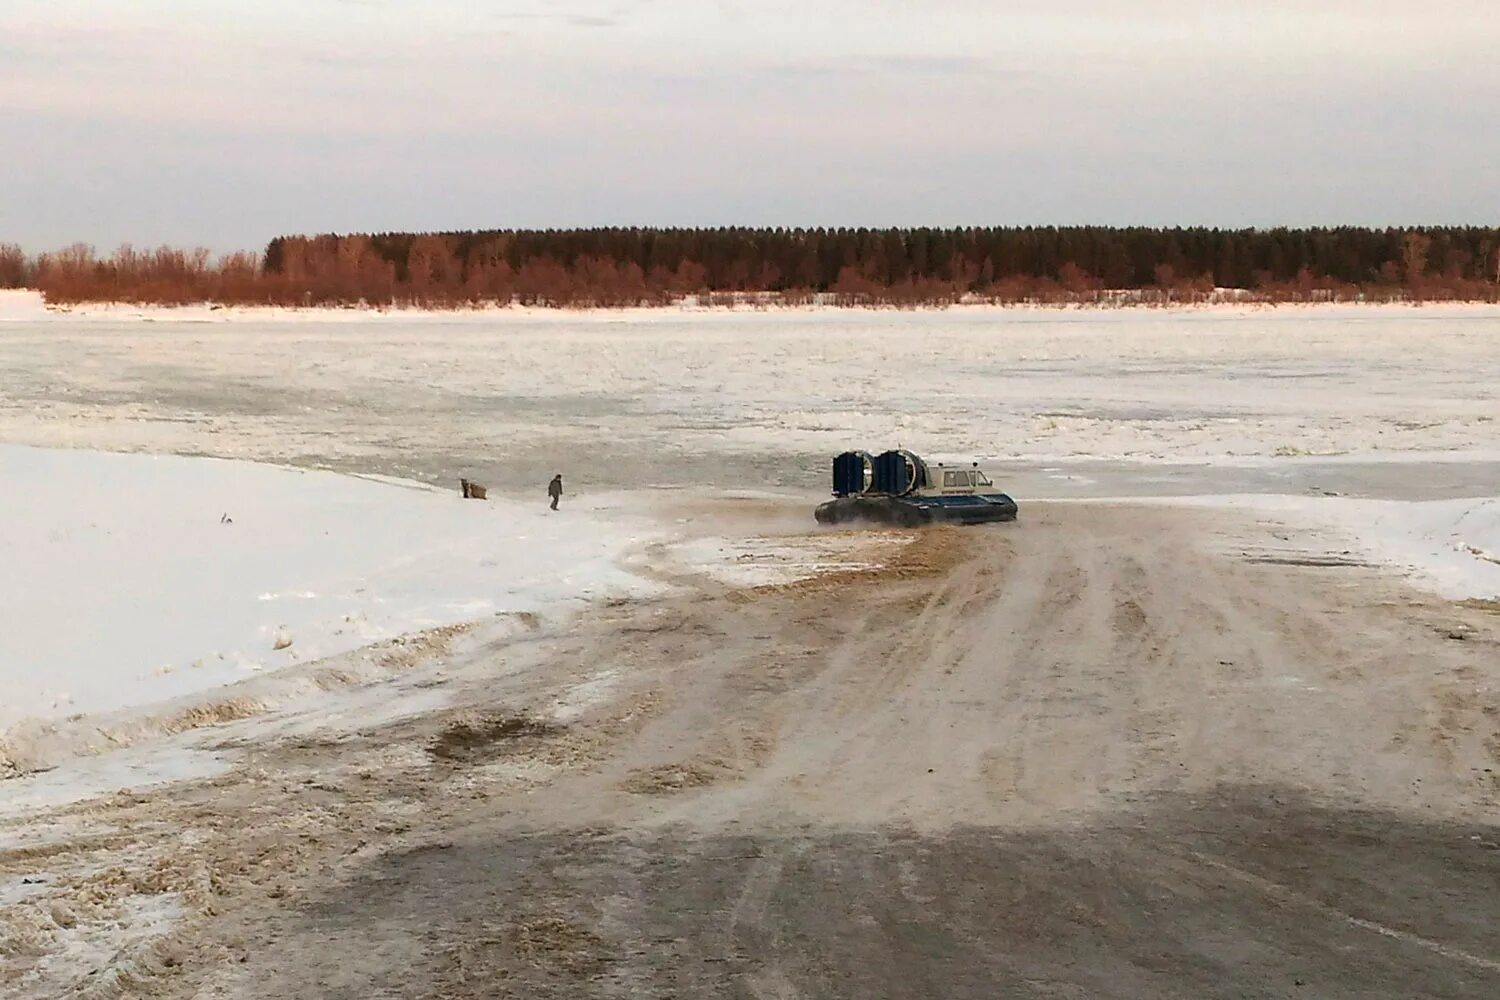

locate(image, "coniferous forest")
[[6, 226, 1500, 307]]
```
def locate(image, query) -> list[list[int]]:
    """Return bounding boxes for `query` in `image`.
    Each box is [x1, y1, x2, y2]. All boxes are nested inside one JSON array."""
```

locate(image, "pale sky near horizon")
[[2, 0, 1498, 253]]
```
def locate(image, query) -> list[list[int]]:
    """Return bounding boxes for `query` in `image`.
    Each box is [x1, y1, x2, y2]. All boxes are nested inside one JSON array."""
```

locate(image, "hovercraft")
[[814, 450, 1018, 527]]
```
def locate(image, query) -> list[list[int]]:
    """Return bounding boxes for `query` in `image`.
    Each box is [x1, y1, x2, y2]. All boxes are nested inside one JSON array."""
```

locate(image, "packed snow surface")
[[0, 445, 660, 733]]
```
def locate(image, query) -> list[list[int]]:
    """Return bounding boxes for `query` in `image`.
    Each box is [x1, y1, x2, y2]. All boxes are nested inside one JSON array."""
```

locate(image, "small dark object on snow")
[[548, 474, 563, 511], [220, 512, 232, 524], [460, 478, 488, 500]]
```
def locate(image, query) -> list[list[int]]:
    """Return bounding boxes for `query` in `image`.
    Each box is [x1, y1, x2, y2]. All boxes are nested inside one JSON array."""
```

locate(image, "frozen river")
[[3, 302, 1499, 500], [7, 300, 1500, 1000]]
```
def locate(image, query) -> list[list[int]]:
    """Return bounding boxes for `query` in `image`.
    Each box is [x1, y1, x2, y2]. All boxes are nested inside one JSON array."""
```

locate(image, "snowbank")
[[0, 446, 662, 735], [0, 289, 51, 322], [7, 287, 1500, 325]]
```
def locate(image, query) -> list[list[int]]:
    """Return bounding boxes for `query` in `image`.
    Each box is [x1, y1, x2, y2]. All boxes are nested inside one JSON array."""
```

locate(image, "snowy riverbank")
[[6, 442, 1497, 751], [0, 446, 663, 741], [7, 288, 1500, 325], [0, 446, 916, 783]]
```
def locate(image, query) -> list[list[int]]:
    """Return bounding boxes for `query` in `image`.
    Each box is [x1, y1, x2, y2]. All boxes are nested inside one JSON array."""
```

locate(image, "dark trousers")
[[550, 495, 559, 510]]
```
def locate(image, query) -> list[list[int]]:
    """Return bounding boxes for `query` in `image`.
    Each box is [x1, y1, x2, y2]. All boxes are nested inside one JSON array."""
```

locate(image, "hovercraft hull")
[[815, 492, 1018, 527]]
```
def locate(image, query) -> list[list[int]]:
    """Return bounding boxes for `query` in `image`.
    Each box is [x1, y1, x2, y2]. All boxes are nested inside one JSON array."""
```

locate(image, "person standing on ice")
[[548, 474, 563, 511]]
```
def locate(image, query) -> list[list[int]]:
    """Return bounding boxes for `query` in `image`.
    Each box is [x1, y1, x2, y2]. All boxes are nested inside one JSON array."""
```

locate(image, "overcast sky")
[[3, 0, 1498, 252]]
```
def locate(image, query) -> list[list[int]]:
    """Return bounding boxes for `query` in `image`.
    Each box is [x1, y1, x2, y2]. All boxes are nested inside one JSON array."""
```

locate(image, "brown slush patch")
[[428, 715, 560, 764], [505, 916, 610, 967], [742, 524, 978, 599], [620, 758, 731, 795], [451, 916, 612, 977]]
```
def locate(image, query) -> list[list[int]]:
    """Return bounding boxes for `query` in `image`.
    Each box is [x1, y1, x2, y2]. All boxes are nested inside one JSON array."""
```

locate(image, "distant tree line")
[[6, 226, 1500, 306], [1, 244, 265, 306]]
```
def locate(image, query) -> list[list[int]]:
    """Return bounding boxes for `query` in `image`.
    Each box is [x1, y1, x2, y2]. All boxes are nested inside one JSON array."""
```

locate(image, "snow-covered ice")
[[3, 299, 1500, 497], [0, 444, 662, 735]]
